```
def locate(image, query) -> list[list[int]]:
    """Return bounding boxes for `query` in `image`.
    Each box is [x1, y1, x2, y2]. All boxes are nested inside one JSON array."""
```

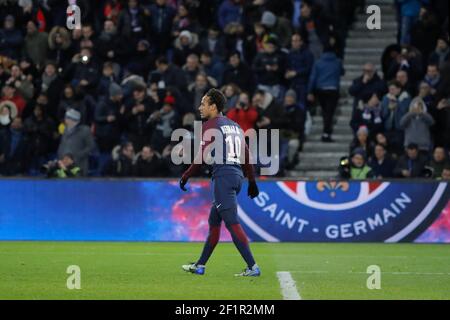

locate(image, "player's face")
[[199, 95, 213, 119]]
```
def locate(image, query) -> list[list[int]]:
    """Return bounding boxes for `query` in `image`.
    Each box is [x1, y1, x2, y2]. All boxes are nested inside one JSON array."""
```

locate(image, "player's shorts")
[[208, 174, 243, 226]]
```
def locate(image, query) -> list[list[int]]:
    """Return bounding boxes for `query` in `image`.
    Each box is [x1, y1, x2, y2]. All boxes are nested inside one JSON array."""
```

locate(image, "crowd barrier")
[[0, 179, 448, 242]]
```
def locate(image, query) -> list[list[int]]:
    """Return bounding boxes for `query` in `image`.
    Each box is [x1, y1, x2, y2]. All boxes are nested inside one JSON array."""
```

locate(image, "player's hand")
[[179, 176, 188, 191], [248, 181, 259, 199]]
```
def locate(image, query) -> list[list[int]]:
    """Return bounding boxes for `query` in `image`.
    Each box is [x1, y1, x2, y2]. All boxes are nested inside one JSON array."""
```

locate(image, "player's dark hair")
[[205, 88, 226, 112]]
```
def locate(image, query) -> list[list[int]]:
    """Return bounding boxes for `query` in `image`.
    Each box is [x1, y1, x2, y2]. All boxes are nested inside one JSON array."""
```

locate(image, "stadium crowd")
[[0, 0, 448, 179]]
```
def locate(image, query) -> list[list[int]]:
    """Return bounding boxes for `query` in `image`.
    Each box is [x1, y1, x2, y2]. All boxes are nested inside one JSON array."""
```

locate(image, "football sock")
[[197, 225, 220, 266], [226, 223, 256, 268]]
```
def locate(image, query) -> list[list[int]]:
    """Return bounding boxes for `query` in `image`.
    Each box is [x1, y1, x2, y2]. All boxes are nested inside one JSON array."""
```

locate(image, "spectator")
[[441, 164, 450, 180], [149, 0, 176, 54], [222, 51, 254, 93], [199, 25, 226, 63], [423, 64, 440, 94], [218, 0, 243, 31], [349, 126, 375, 160], [200, 51, 223, 87], [134, 145, 163, 177], [428, 36, 449, 68], [23, 104, 56, 174], [0, 15, 23, 60], [126, 39, 155, 79], [252, 36, 286, 100], [277, 89, 305, 169], [338, 148, 374, 180], [39, 61, 64, 119], [6, 64, 35, 101], [369, 144, 396, 178], [400, 97, 434, 152], [183, 53, 201, 86], [285, 33, 314, 107], [172, 30, 202, 67], [411, 6, 441, 63], [381, 80, 411, 155], [348, 63, 386, 113], [0, 84, 26, 117], [428, 146, 449, 178], [149, 95, 179, 152], [398, 0, 426, 45], [260, 11, 292, 49], [103, 141, 135, 177], [252, 89, 284, 131], [23, 20, 48, 69], [417, 81, 435, 110], [226, 92, 258, 133], [122, 82, 156, 150], [117, 0, 149, 46], [171, 2, 200, 37], [189, 73, 213, 117], [57, 109, 96, 176], [394, 143, 428, 177], [153, 56, 188, 93], [307, 46, 344, 142], [47, 26, 72, 69], [46, 153, 81, 178], [94, 83, 123, 154], [96, 19, 130, 66], [299, 0, 332, 59], [350, 93, 384, 139], [69, 47, 100, 95], [96, 62, 118, 99], [396, 69, 416, 97], [0, 111, 29, 176], [222, 83, 241, 113]]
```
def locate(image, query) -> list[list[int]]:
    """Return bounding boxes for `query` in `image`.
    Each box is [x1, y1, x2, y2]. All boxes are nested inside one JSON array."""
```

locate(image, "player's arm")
[[179, 122, 211, 191], [241, 142, 259, 199]]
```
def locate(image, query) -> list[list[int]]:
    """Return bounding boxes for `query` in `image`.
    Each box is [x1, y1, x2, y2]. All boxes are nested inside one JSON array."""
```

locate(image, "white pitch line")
[[276, 271, 301, 300]]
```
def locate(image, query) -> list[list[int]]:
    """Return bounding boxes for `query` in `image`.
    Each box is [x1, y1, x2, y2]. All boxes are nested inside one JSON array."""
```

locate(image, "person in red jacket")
[[226, 92, 258, 133]]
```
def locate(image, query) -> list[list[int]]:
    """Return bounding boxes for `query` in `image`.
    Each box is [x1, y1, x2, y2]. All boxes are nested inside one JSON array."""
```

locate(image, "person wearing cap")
[[57, 108, 95, 176], [260, 11, 292, 48], [394, 143, 428, 178], [94, 83, 123, 154], [0, 14, 24, 60], [339, 147, 374, 180], [252, 34, 286, 100]]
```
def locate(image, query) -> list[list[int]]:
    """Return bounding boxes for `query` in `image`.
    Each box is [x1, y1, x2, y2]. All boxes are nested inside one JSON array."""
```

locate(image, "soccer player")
[[180, 88, 261, 277]]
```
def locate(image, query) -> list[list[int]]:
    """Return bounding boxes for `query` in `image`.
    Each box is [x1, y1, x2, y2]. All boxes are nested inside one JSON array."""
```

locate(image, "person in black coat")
[[133, 145, 163, 177], [0, 117, 29, 176], [369, 144, 396, 178], [152, 57, 188, 93], [394, 143, 429, 178], [96, 19, 131, 66], [222, 51, 254, 93], [38, 62, 64, 120], [103, 141, 135, 177]]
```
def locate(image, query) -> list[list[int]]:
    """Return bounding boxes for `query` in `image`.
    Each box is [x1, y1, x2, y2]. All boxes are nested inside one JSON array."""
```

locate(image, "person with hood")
[[0, 15, 23, 60], [172, 30, 202, 67], [260, 11, 292, 49], [57, 108, 96, 176], [0, 84, 26, 117], [23, 20, 48, 69], [400, 97, 435, 152], [307, 45, 344, 142], [47, 26, 72, 69], [338, 147, 374, 180]]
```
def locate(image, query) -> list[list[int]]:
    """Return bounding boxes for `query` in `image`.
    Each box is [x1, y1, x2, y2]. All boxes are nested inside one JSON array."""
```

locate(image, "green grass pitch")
[[0, 242, 449, 300]]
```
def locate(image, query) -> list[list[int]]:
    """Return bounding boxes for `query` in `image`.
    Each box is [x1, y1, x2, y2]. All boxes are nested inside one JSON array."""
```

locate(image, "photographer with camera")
[[338, 147, 374, 180], [226, 92, 258, 133], [44, 153, 81, 178]]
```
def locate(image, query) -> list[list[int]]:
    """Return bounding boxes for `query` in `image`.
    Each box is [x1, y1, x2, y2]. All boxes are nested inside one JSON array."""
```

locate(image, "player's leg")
[[217, 175, 260, 276], [196, 205, 222, 266], [182, 205, 222, 275]]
